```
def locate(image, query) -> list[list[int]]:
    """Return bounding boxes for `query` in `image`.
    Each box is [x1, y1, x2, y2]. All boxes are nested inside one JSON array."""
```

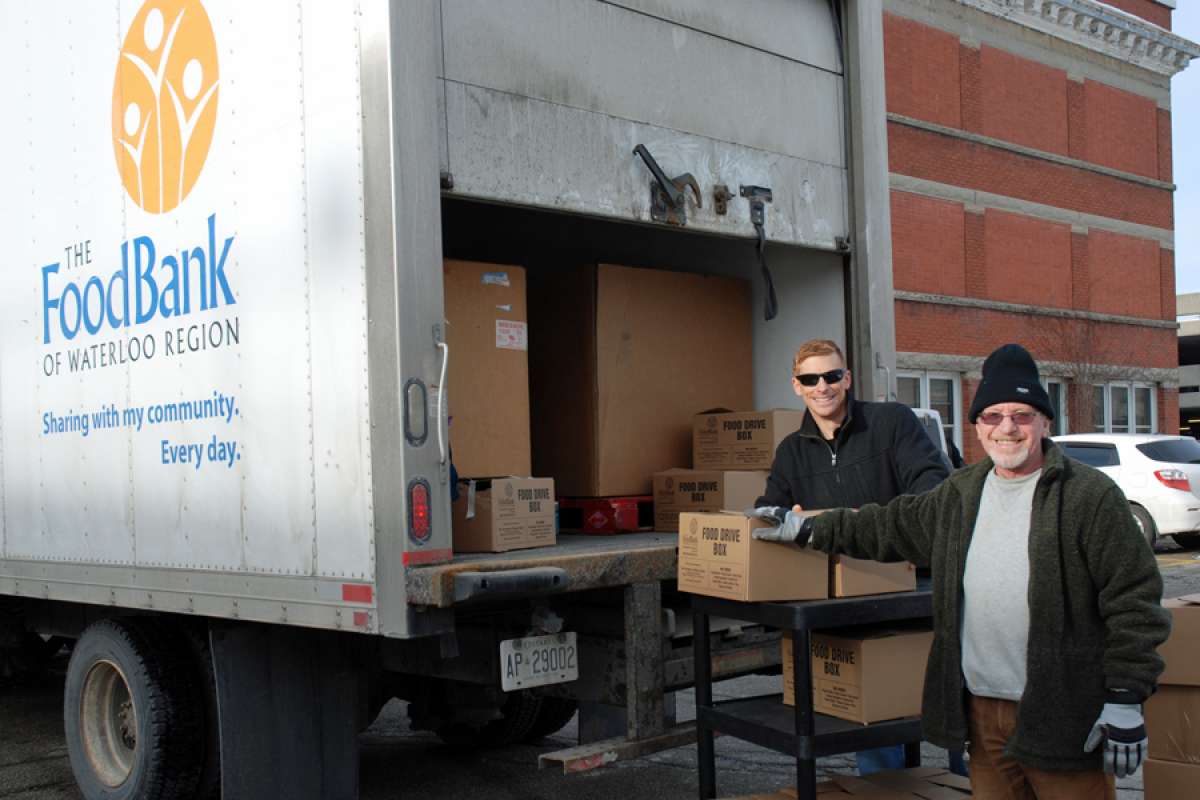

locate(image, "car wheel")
[[64, 619, 203, 800], [1173, 533, 1200, 550], [1129, 505, 1156, 549]]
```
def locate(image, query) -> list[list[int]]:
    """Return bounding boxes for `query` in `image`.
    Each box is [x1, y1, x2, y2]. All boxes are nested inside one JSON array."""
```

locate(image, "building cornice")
[[897, 351, 1179, 385], [957, 0, 1200, 75], [895, 290, 1180, 329], [890, 113, 1175, 190]]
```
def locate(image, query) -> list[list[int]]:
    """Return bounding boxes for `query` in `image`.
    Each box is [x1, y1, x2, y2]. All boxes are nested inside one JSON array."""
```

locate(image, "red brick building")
[[882, 0, 1197, 462]]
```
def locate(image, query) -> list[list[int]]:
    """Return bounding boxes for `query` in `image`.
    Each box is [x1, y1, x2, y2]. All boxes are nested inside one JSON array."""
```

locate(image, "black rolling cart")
[[692, 589, 934, 800]]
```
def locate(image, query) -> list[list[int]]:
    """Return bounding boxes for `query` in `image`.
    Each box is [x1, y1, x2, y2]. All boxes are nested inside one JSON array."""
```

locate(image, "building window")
[[1112, 385, 1130, 431], [897, 370, 962, 450], [1134, 386, 1153, 434], [1044, 379, 1069, 436], [1092, 383, 1156, 433]]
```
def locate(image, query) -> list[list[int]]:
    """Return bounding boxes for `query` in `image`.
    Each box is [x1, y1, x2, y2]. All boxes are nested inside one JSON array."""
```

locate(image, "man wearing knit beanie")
[[755, 343, 1170, 799]]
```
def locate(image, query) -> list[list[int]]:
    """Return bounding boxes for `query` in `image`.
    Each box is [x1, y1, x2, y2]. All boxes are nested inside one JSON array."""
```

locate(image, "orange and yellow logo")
[[112, 0, 219, 214]]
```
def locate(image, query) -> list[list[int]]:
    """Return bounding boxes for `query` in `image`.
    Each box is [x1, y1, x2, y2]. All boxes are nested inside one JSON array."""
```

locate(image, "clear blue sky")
[[1173, 4, 1200, 294]]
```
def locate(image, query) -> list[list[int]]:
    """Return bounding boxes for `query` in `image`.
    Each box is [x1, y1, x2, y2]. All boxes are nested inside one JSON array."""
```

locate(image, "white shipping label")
[[496, 320, 528, 351]]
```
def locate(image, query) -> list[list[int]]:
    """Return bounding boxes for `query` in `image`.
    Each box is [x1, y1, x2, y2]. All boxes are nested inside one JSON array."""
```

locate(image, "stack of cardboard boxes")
[[1144, 594, 1200, 797], [444, 260, 555, 553], [673, 409, 916, 600], [652, 409, 800, 534], [674, 412, 928, 728], [446, 260, 756, 548]]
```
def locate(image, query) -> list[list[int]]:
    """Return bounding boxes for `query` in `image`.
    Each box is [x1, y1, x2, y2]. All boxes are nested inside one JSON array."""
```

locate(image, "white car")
[[1051, 434, 1200, 549]]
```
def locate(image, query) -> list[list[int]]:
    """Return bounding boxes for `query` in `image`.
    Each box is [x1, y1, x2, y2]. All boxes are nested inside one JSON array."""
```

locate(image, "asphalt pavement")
[[4, 547, 1200, 800]]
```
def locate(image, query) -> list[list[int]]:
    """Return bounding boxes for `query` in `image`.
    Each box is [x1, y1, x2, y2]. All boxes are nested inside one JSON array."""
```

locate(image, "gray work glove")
[[747, 507, 813, 548], [1083, 699, 1146, 777]]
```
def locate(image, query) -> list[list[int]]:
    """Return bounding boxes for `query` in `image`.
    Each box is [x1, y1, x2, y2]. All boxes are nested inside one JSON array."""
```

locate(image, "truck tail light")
[[1154, 469, 1191, 492], [408, 478, 432, 544]]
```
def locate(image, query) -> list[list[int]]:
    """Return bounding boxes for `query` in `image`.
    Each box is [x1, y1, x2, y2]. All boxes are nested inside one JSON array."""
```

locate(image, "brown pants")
[[967, 695, 1115, 800]]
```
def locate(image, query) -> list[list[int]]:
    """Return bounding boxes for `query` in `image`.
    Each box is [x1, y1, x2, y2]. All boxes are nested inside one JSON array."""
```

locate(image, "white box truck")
[[0, 1, 899, 798]]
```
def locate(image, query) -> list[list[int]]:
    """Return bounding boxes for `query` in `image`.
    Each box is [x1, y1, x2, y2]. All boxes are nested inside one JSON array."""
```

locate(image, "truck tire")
[[436, 690, 542, 748], [64, 618, 203, 800], [522, 697, 578, 742]]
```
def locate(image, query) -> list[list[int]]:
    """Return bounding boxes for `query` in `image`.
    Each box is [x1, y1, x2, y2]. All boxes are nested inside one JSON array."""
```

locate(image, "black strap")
[[756, 224, 778, 321]]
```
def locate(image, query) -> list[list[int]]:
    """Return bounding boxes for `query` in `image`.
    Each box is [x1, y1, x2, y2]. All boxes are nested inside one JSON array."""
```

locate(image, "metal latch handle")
[[633, 144, 701, 226], [436, 341, 449, 464]]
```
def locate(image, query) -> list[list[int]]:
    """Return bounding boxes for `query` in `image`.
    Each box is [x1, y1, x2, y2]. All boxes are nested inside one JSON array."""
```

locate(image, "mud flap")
[[210, 622, 363, 800]]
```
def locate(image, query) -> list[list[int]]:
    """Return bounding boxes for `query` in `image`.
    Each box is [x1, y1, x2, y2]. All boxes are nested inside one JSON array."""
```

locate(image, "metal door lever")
[[633, 144, 701, 226]]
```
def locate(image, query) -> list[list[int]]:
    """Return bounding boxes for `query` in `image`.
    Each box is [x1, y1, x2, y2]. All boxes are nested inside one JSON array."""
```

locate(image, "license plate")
[[499, 632, 579, 691]]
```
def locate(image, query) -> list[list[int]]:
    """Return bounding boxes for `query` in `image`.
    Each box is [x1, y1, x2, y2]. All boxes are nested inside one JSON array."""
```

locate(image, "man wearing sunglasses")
[[754, 343, 1170, 799], [755, 338, 948, 515], [754, 338, 950, 776]]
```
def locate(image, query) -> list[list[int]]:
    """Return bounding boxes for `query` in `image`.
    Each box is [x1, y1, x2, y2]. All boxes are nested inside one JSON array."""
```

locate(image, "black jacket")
[[755, 397, 949, 510]]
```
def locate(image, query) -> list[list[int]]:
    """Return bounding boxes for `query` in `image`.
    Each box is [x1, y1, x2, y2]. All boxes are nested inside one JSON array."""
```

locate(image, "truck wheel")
[[522, 697, 578, 742], [1129, 504, 1156, 549], [64, 619, 203, 800], [437, 690, 543, 748]]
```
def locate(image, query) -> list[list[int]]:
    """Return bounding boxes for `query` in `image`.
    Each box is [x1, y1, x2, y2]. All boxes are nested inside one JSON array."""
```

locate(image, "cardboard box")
[[1143, 757, 1200, 800], [444, 260, 531, 478], [1147, 685, 1200, 764], [451, 478, 555, 553], [692, 409, 807, 471], [783, 624, 933, 724], [652, 469, 768, 532], [731, 768, 971, 798], [528, 264, 752, 497], [677, 512, 827, 602], [831, 556, 917, 597], [1159, 595, 1200, 686]]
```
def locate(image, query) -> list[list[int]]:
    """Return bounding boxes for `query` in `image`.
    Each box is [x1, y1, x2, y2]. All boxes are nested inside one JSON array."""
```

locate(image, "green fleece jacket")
[[810, 440, 1170, 771]]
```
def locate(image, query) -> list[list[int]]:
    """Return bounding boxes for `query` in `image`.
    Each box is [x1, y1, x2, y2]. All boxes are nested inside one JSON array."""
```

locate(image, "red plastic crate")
[[558, 496, 654, 534]]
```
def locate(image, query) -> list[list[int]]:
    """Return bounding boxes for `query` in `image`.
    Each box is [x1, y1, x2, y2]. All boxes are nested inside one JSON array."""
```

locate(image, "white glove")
[[1083, 701, 1146, 777], [745, 506, 788, 525], [747, 507, 813, 547]]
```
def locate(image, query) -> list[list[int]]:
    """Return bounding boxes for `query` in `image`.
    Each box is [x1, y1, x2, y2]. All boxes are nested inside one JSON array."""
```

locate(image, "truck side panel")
[[0, 1, 378, 628], [439, 0, 847, 248]]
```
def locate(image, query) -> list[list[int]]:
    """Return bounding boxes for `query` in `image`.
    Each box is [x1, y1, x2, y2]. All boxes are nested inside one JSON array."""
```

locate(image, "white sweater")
[[961, 468, 1041, 702]]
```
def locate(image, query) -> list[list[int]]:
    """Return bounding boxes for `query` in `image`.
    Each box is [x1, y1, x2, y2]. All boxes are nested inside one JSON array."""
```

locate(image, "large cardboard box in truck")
[[529, 264, 753, 497], [443, 259, 531, 478], [0, 1, 894, 797]]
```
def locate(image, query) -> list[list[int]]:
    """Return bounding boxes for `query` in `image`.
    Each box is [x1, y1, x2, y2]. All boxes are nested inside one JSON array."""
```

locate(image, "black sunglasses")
[[794, 368, 845, 387]]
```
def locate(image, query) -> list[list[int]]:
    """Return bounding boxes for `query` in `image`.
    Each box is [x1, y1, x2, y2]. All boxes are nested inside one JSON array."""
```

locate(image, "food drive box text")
[[677, 512, 826, 602]]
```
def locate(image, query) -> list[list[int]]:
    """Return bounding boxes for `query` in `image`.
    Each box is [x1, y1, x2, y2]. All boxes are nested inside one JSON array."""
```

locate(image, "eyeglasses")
[[977, 411, 1039, 426], [794, 369, 846, 387]]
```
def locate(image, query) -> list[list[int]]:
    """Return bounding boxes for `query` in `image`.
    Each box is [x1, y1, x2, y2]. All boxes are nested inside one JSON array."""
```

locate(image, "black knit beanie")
[[968, 343, 1055, 422]]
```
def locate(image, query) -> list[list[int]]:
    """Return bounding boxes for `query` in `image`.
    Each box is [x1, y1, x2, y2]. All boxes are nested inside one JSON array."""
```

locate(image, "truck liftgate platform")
[[405, 534, 785, 774]]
